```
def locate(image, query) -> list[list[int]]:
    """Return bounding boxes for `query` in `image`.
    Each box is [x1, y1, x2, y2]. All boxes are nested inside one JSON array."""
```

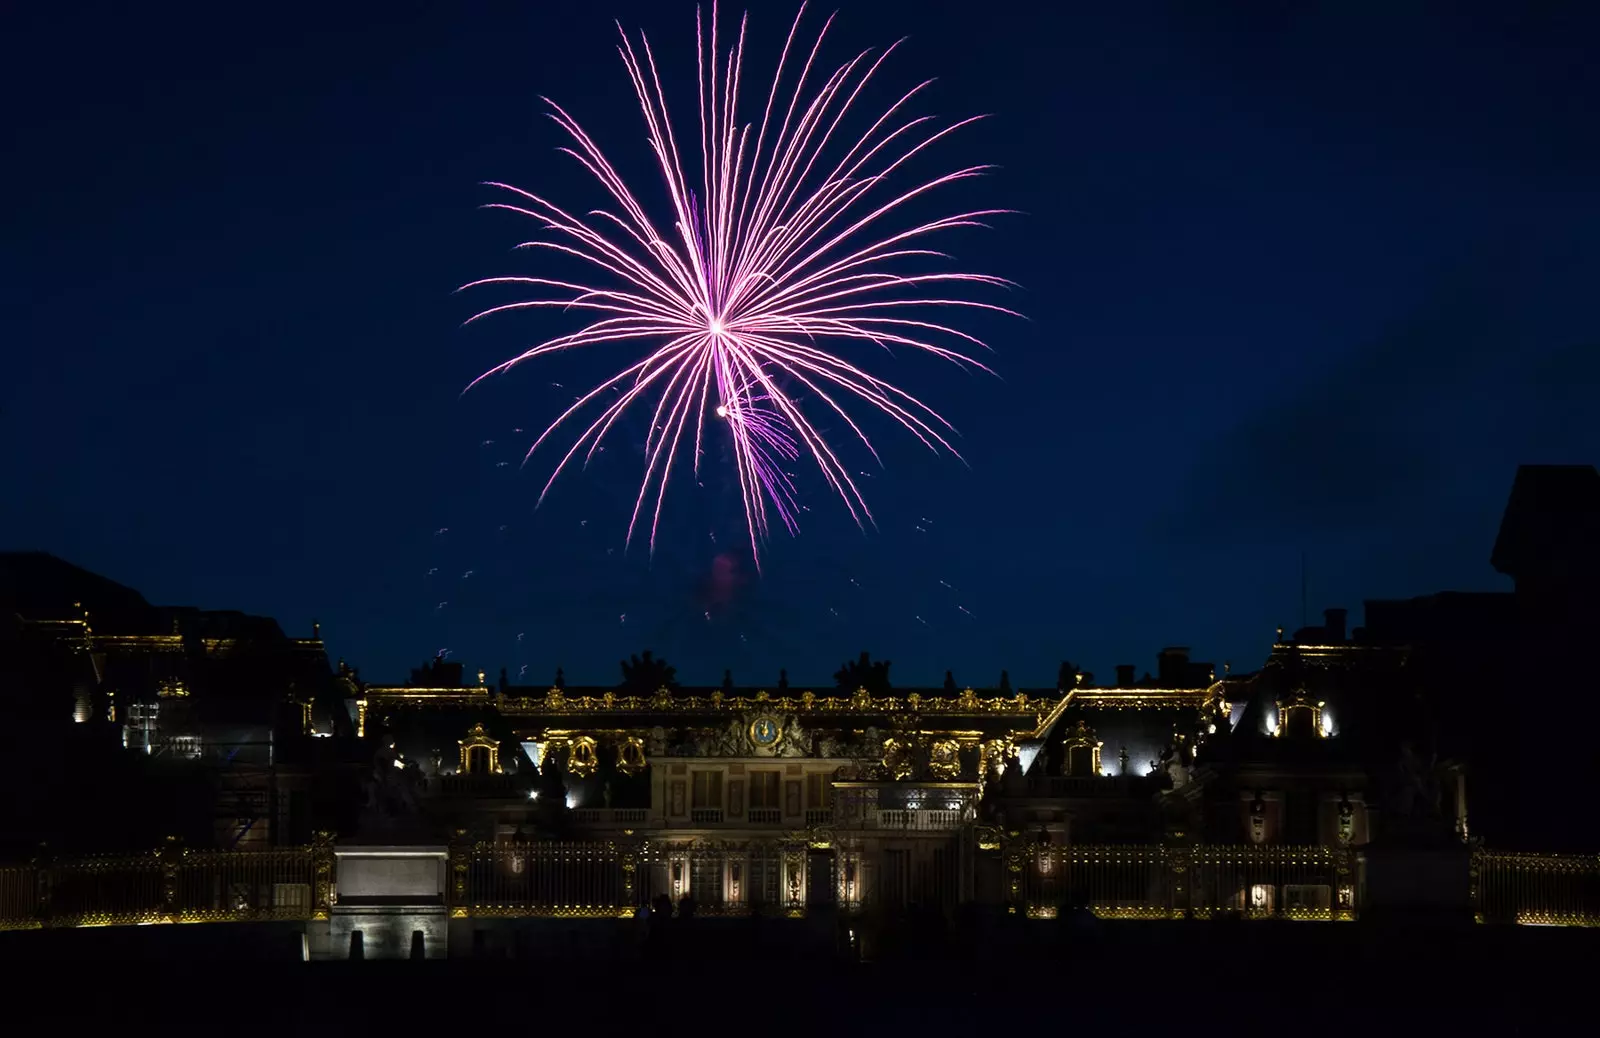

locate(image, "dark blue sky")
[[4, 1, 1596, 688]]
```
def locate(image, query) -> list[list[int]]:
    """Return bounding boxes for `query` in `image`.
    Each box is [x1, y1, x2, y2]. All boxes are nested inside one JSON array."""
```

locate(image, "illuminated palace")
[[2, 465, 1598, 950], [360, 638, 1398, 919]]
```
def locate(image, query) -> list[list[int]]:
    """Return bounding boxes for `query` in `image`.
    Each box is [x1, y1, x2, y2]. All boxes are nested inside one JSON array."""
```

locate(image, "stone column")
[[159, 836, 182, 923], [1001, 829, 1027, 916], [31, 845, 54, 928], [448, 828, 471, 916], [782, 842, 807, 917], [620, 835, 642, 916], [311, 830, 335, 921]]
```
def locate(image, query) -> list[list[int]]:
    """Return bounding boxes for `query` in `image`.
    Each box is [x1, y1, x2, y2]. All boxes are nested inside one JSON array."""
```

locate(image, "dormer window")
[[1062, 720, 1103, 776], [458, 723, 502, 774], [1275, 689, 1325, 738]]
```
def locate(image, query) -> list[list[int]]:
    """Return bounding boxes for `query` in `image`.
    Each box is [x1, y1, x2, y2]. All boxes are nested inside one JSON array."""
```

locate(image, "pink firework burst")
[[462, 2, 1018, 568]]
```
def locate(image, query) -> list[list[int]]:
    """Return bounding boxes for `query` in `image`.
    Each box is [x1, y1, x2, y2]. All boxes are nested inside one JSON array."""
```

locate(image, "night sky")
[[4, 1, 1596, 688]]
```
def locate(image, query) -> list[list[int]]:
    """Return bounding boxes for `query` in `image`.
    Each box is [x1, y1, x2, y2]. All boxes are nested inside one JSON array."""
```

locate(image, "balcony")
[[570, 808, 648, 827], [805, 808, 834, 826], [831, 782, 980, 832], [867, 809, 965, 831], [747, 808, 782, 825], [690, 808, 724, 824]]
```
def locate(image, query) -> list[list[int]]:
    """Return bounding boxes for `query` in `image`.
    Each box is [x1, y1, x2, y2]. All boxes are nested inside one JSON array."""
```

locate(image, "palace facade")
[[4, 465, 1597, 947], [352, 630, 1429, 921]]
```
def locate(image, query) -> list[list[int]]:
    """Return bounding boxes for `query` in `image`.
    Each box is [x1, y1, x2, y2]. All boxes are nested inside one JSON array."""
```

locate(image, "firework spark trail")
[[463, 1, 1017, 567]]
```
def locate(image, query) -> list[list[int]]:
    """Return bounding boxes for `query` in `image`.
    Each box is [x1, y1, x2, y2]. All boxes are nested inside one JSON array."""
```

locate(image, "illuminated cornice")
[[362, 686, 1059, 723], [1269, 644, 1407, 663], [1070, 682, 1226, 711]]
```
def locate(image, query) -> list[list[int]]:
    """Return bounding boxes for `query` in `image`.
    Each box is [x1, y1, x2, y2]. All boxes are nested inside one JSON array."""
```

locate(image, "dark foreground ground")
[[4, 915, 1592, 1030]]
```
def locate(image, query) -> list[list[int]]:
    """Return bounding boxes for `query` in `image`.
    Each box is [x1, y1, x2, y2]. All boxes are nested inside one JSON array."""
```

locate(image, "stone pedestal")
[[1360, 841, 1473, 926], [307, 845, 450, 960], [326, 904, 448, 959]]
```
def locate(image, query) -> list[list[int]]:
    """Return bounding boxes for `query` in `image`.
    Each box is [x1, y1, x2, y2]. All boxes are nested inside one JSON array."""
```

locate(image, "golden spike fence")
[[1190, 845, 1355, 920], [1474, 850, 1600, 927], [1024, 844, 1171, 919], [7, 840, 1598, 930], [1024, 844, 1356, 921], [1, 846, 318, 930], [1, 864, 40, 931], [456, 841, 631, 919]]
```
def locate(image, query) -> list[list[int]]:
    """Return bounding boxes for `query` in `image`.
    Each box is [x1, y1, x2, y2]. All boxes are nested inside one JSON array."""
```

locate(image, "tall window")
[[749, 772, 780, 809], [691, 771, 723, 809], [805, 772, 831, 809]]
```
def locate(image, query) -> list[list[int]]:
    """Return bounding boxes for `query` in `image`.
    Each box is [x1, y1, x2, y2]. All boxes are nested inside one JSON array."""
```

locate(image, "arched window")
[[458, 723, 501, 774], [1062, 720, 1103, 776], [1275, 689, 1324, 739]]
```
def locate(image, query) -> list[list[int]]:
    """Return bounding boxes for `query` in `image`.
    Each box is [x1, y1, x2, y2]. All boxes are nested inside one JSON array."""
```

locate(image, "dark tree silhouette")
[[998, 669, 1012, 693], [835, 651, 892, 694], [943, 670, 958, 693], [778, 668, 789, 691], [721, 669, 735, 695], [620, 651, 677, 693], [553, 667, 566, 689], [1057, 661, 1082, 691]]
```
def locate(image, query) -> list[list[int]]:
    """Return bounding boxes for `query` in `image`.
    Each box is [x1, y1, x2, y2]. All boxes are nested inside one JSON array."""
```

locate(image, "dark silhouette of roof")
[[1360, 591, 1518, 644], [0, 551, 150, 614], [1491, 464, 1600, 582]]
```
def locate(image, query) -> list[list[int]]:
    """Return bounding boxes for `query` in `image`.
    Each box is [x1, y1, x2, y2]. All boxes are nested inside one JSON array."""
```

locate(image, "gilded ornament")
[[617, 736, 647, 777], [929, 738, 962, 780], [567, 736, 600, 778]]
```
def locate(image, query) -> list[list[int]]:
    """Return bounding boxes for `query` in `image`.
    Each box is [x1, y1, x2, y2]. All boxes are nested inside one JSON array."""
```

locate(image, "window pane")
[[751, 773, 779, 808], [692, 771, 723, 808]]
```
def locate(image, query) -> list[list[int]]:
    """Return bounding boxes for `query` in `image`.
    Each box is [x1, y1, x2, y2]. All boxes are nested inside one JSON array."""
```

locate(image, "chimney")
[[1323, 608, 1347, 642], [1157, 647, 1191, 688], [1115, 664, 1136, 687]]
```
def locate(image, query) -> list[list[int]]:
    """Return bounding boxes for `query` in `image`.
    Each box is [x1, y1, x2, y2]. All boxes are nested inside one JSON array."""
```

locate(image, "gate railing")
[[7, 838, 1598, 930], [1, 840, 321, 930], [1473, 850, 1600, 927], [1021, 843, 1356, 921], [451, 840, 632, 918]]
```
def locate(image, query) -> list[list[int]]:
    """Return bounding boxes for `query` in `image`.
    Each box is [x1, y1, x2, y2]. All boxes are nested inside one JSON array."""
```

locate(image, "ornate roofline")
[[361, 685, 1063, 721], [359, 681, 1242, 733]]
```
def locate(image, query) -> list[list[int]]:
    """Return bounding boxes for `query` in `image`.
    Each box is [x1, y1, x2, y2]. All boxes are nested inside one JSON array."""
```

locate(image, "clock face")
[[749, 716, 781, 748]]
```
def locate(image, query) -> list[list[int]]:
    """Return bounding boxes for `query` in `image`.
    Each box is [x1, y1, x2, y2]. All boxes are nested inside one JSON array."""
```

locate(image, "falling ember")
[[461, 3, 1017, 568]]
